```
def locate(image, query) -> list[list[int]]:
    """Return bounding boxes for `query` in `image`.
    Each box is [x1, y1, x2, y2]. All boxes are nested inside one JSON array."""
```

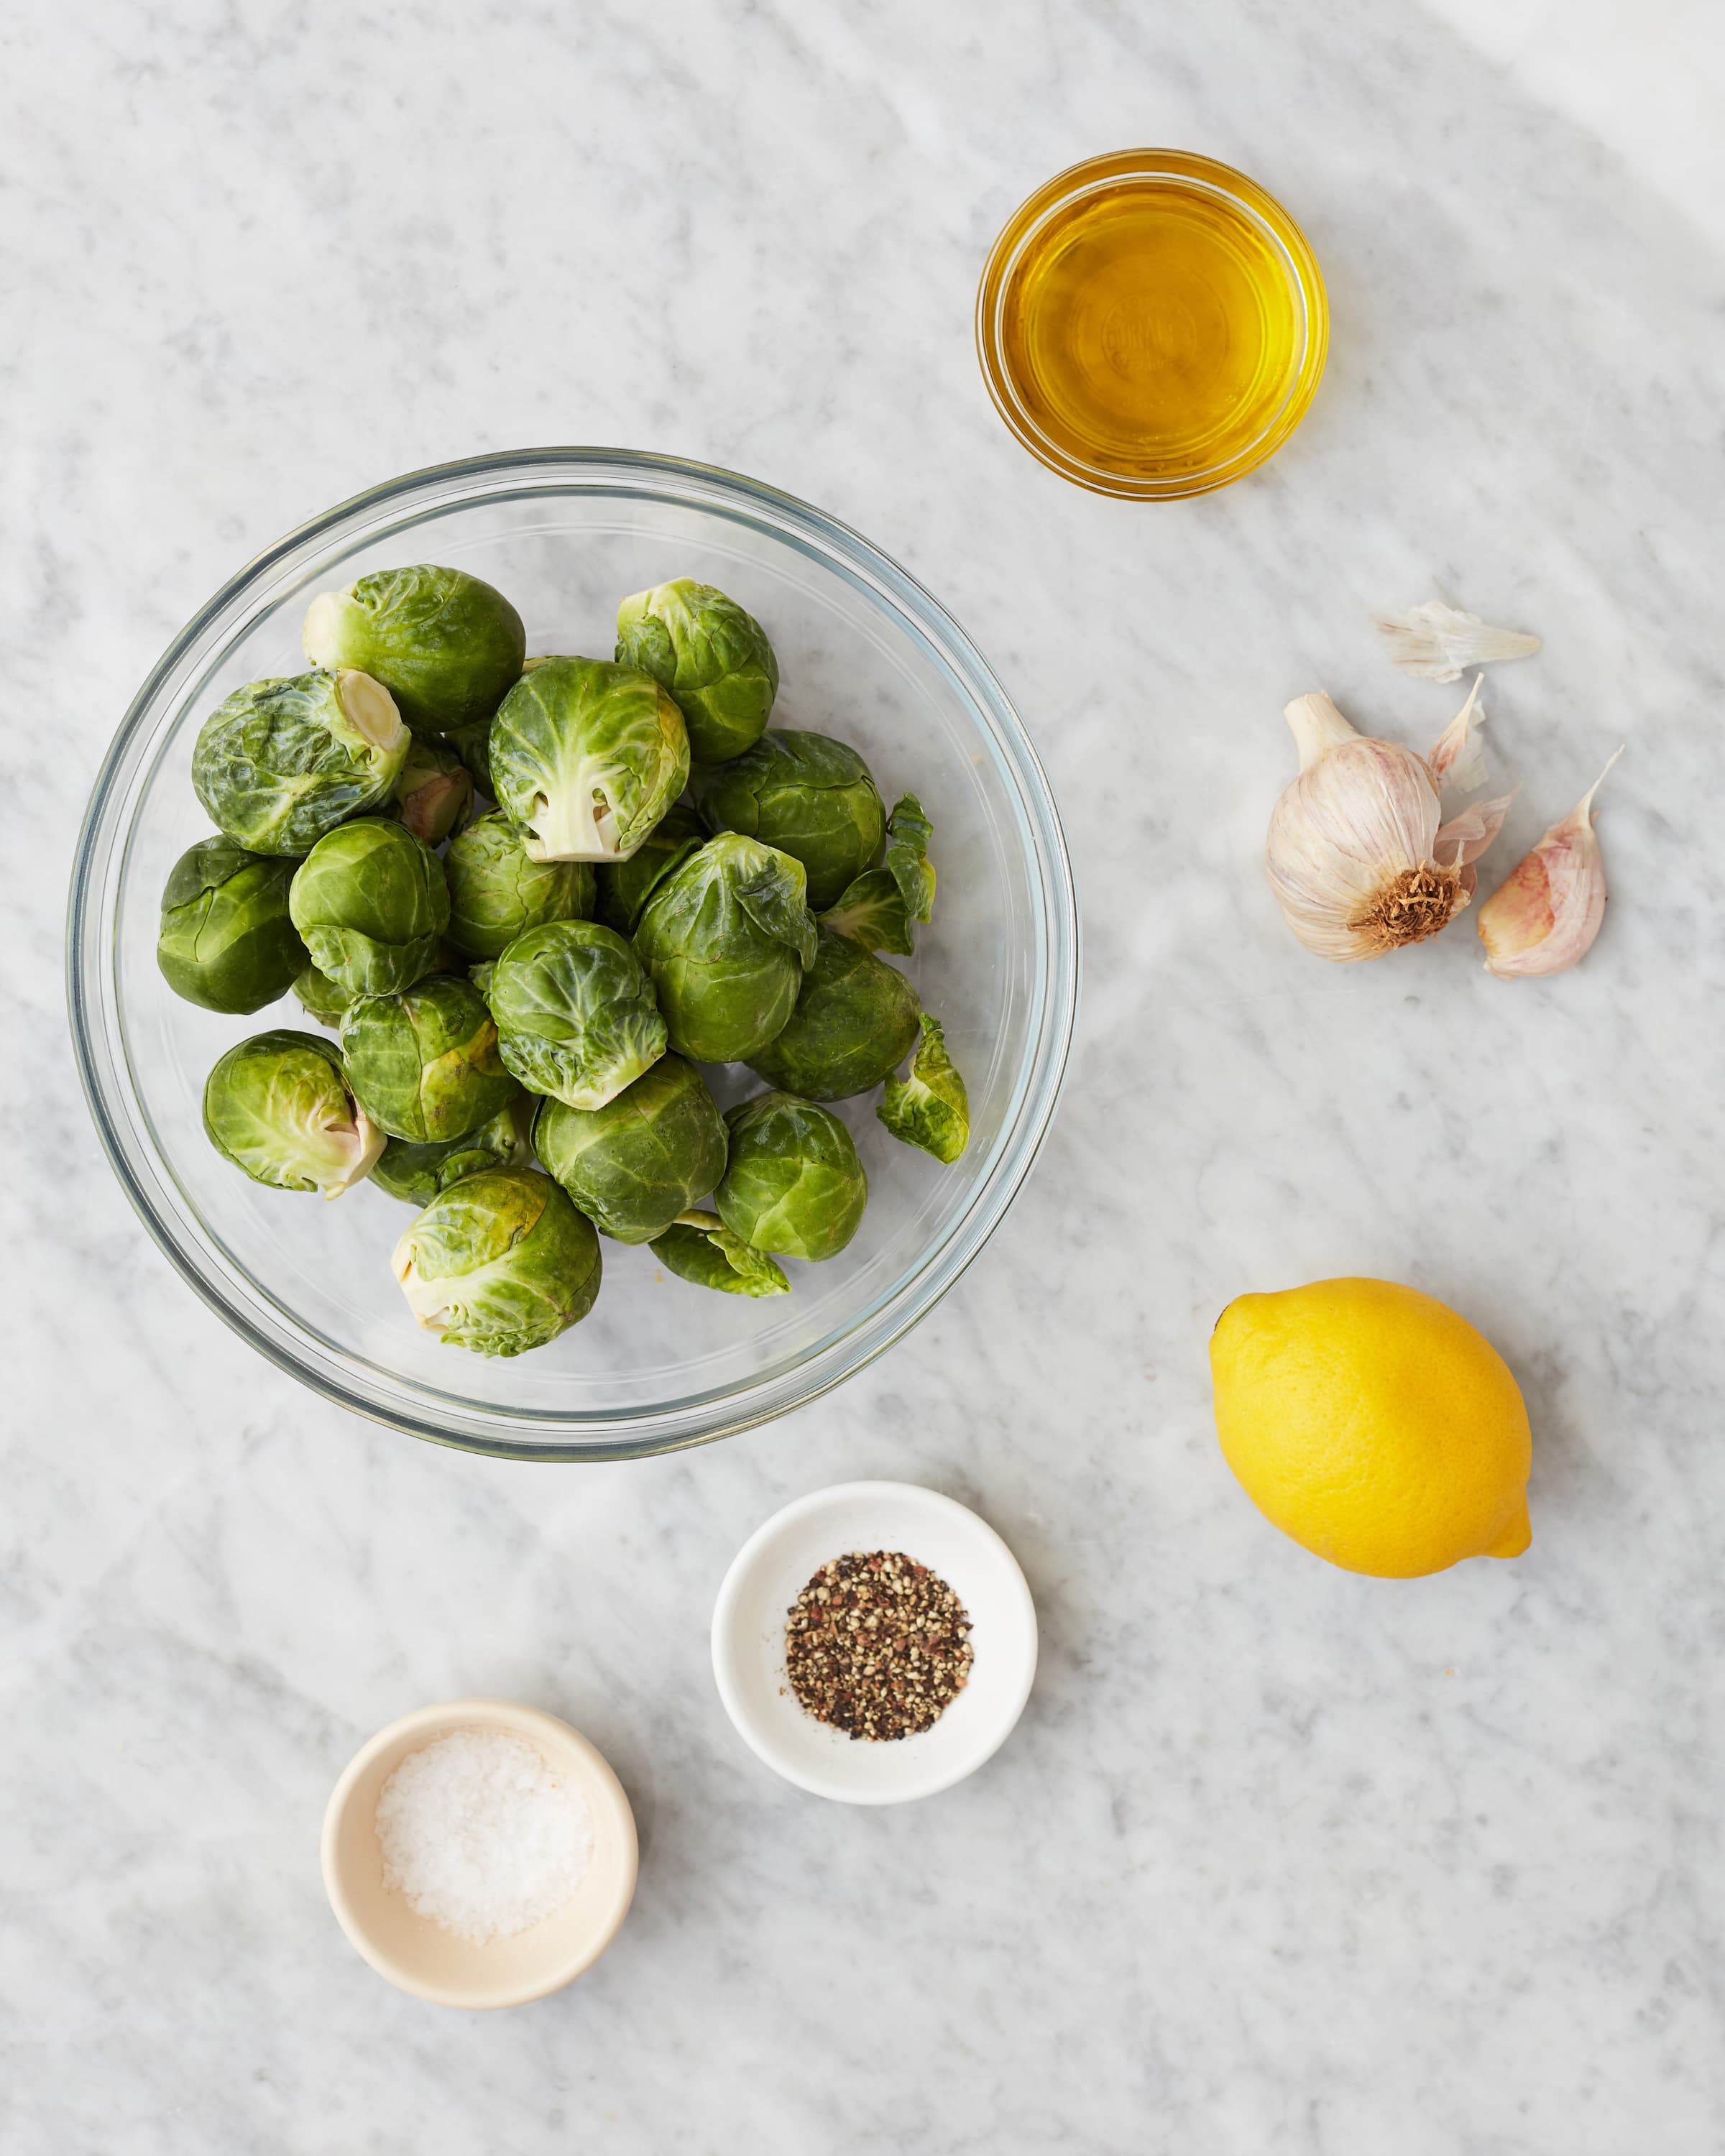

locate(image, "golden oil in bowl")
[[977, 150, 1328, 500]]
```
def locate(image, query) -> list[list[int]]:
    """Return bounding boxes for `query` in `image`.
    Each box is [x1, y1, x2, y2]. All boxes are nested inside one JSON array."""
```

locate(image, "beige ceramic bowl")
[[321, 1699, 638, 2009]]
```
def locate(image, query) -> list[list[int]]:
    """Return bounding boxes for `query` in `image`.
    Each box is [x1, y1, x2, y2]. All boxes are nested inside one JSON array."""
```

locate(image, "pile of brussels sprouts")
[[161, 565, 970, 1358]]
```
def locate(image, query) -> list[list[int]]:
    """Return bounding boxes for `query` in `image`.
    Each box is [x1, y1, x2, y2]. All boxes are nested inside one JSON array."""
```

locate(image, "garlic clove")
[[1476, 750, 1623, 979], [1375, 601, 1541, 682]]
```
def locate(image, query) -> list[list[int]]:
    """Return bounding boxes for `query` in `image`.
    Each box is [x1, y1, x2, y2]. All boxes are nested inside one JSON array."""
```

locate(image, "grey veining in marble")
[[4, 1, 1724, 2150]]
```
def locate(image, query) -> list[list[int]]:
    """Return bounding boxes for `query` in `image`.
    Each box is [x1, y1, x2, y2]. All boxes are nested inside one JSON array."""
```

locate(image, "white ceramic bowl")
[[321, 1699, 638, 2008], [711, 1481, 1038, 1805]]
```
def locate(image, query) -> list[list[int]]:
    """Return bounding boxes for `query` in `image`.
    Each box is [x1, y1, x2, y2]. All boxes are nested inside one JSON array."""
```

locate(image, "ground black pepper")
[[784, 1549, 975, 1741]]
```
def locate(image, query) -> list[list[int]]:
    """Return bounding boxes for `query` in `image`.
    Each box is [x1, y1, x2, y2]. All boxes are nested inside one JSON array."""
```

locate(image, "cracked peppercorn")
[[783, 1549, 975, 1741]]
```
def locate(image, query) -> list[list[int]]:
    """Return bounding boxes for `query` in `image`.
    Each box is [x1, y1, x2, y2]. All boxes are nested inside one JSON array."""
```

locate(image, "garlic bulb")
[[1374, 600, 1540, 682], [1266, 683, 1514, 963], [1477, 750, 1622, 979]]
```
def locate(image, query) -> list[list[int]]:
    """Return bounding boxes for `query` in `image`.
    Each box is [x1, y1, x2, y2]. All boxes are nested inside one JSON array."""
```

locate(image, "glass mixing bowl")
[[69, 450, 1077, 1460]]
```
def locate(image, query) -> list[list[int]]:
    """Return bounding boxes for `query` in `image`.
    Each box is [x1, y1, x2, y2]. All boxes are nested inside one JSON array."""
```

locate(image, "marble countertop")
[[6, 2, 1724, 2149]]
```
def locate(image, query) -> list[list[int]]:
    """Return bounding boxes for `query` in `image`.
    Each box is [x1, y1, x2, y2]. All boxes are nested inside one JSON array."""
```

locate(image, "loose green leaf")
[[883, 793, 935, 924], [819, 869, 914, 957], [650, 1212, 791, 1297], [877, 1014, 969, 1164]]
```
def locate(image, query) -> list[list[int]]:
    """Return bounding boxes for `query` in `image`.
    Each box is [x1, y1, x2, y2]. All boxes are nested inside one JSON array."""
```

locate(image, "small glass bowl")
[[976, 149, 1328, 501], [68, 450, 1078, 1460]]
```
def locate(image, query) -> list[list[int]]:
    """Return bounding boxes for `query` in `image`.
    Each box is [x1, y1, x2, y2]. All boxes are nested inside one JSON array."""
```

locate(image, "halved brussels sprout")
[[745, 926, 921, 1100], [288, 819, 449, 997], [650, 1212, 790, 1296], [632, 833, 817, 1064], [715, 1091, 867, 1261], [293, 961, 357, 1029], [392, 1167, 601, 1356], [339, 975, 519, 1143], [533, 1054, 726, 1243], [488, 919, 667, 1110], [157, 837, 306, 1014], [192, 668, 408, 856], [392, 737, 475, 844], [303, 565, 525, 736], [595, 803, 704, 935], [370, 1098, 534, 1207], [203, 1029, 384, 1197], [489, 655, 689, 862], [691, 729, 886, 910], [615, 579, 778, 764], [821, 793, 936, 955], [443, 813, 595, 960], [878, 1014, 970, 1164]]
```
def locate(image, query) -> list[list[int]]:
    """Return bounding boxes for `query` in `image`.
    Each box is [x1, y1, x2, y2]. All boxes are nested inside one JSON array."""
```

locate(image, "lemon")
[[1210, 1276, 1531, 1578]]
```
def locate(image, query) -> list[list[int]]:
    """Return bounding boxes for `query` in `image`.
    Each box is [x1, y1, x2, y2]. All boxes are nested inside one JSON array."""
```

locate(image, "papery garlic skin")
[[1375, 600, 1541, 682], [1477, 750, 1622, 979], [1266, 690, 1514, 963]]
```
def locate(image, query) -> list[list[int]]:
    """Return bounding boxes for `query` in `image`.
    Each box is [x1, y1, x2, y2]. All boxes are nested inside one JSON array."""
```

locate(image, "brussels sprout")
[[192, 668, 409, 856], [288, 819, 450, 997], [293, 961, 356, 1028], [533, 1054, 726, 1244], [156, 837, 306, 1013], [446, 719, 494, 799], [632, 833, 817, 1064], [489, 655, 689, 862], [392, 737, 475, 844], [745, 926, 921, 1100], [823, 793, 937, 954], [691, 729, 886, 910], [339, 975, 519, 1143], [443, 813, 594, 960], [715, 1091, 867, 1261], [650, 1212, 790, 1297], [595, 803, 704, 935], [303, 564, 525, 737], [878, 1014, 970, 1164], [371, 1097, 534, 1207], [488, 919, 667, 1110], [392, 1167, 602, 1356], [203, 1028, 384, 1197], [615, 579, 778, 763]]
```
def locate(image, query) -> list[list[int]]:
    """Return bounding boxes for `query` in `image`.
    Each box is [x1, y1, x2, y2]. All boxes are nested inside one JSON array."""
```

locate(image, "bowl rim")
[[67, 447, 1079, 1460], [319, 1697, 638, 2009], [709, 1478, 1039, 1805], [975, 147, 1330, 500]]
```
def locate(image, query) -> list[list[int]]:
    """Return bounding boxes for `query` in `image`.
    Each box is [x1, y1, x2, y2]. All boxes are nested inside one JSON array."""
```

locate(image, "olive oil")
[[978, 152, 1327, 499]]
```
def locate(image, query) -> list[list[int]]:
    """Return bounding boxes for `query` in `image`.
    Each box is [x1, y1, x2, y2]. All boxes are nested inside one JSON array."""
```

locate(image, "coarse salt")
[[374, 1727, 593, 1945]]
